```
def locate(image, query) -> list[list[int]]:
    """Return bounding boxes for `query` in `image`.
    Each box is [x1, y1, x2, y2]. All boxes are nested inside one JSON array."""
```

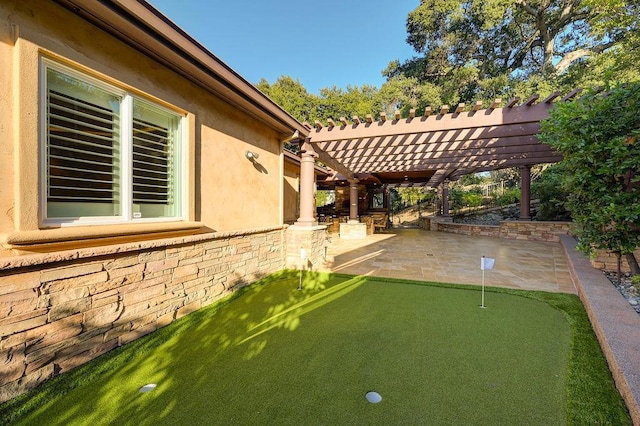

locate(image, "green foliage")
[[496, 188, 521, 207], [459, 173, 487, 186], [317, 84, 379, 121], [448, 187, 465, 210], [462, 192, 483, 208], [392, 187, 435, 211], [390, 0, 639, 105], [256, 76, 317, 123], [539, 82, 640, 258], [531, 163, 571, 221], [256, 76, 379, 124], [315, 190, 330, 207], [632, 274, 640, 289]]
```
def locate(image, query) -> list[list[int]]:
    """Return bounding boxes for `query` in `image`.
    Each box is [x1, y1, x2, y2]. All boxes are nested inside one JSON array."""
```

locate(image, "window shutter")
[[132, 117, 172, 204], [47, 89, 117, 203]]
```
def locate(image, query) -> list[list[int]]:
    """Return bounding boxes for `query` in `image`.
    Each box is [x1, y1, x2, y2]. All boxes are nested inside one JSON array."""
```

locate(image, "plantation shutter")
[[47, 70, 120, 208], [132, 112, 172, 205]]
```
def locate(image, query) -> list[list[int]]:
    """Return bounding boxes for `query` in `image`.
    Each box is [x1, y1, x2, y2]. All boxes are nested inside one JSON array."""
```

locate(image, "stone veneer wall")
[[285, 225, 329, 271], [0, 227, 285, 403], [590, 248, 640, 273], [496, 221, 574, 242], [419, 217, 574, 243]]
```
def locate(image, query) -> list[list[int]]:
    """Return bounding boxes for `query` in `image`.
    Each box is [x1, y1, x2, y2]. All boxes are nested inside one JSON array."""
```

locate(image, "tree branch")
[[553, 39, 616, 74]]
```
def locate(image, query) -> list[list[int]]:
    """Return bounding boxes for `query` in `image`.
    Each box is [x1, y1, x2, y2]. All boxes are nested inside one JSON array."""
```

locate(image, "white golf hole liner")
[[139, 384, 157, 393], [365, 391, 382, 403]]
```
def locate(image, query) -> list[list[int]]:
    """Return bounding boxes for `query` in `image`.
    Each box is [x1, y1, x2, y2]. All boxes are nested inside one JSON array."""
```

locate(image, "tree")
[[316, 85, 379, 122], [539, 82, 640, 281], [390, 0, 639, 104], [256, 76, 317, 123]]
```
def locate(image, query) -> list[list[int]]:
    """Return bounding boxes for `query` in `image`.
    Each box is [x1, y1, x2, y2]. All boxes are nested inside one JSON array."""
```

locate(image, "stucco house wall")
[[283, 159, 300, 225], [0, 0, 308, 402]]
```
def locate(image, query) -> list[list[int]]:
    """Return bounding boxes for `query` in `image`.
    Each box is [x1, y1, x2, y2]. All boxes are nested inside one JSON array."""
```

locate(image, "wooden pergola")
[[292, 90, 580, 227]]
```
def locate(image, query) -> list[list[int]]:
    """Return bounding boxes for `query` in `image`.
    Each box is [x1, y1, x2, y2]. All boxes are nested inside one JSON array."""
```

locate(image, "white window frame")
[[40, 59, 186, 226]]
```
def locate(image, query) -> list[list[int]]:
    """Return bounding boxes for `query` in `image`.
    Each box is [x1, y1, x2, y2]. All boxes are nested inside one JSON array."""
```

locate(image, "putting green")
[[3, 273, 614, 424]]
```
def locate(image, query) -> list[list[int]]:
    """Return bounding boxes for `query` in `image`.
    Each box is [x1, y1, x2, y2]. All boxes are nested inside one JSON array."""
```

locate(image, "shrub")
[[496, 188, 520, 206], [632, 275, 640, 290]]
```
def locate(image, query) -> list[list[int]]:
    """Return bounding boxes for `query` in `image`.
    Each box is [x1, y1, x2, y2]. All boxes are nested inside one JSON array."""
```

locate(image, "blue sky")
[[148, 0, 419, 94]]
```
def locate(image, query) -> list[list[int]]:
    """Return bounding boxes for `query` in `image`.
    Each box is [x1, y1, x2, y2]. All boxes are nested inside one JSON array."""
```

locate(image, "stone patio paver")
[[319, 228, 576, 294]]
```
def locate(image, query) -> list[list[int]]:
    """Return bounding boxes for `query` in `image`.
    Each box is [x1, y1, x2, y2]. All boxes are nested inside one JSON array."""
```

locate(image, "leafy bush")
[[531, 163, 571, 221], [448, 187, 465, 210], [463, 192, 483, 208], [496, 188, 520, 206], [632, 275, 640, 290]]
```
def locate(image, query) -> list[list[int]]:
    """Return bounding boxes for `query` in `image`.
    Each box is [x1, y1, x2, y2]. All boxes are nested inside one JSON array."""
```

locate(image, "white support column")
[[295, 142, 318, 227]]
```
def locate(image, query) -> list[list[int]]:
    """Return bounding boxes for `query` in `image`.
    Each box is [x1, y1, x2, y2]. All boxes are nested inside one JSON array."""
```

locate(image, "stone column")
[[519, 165, 531, 221], [295, 142, 318, 226], [442, 180, 450, 217], [348, 179, 359, 223]]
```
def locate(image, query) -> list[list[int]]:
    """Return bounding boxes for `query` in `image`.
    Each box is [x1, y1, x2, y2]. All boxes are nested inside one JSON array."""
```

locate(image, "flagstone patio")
[[319, 228, 576, 294]]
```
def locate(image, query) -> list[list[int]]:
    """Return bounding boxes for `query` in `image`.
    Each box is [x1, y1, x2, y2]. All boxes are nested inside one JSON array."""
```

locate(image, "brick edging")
[[560, 235, 640, 424]]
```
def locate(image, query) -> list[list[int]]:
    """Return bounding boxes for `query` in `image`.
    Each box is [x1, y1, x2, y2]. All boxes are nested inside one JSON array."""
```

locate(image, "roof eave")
[[53, 0, 309, 139]]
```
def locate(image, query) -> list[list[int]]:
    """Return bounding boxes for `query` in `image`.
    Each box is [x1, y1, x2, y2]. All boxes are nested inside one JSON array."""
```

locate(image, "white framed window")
[[41, 60, 185, 225]]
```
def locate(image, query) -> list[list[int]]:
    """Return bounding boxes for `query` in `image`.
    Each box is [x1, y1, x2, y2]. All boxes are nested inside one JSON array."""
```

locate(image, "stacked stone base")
[[0, 227, 285, 403]]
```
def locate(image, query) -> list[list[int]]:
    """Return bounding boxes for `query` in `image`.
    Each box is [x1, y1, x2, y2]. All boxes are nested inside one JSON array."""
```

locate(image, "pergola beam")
[[311, 143, 355, 180], [307, 103, 553, 144]]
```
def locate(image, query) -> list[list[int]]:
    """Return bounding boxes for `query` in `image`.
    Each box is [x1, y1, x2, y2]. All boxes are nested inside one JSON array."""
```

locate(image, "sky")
[[148, 0, 419, 94]]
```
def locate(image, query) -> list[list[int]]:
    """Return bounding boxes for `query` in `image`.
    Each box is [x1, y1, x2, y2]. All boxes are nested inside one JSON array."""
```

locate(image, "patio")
[[319, 228, 576, 294]]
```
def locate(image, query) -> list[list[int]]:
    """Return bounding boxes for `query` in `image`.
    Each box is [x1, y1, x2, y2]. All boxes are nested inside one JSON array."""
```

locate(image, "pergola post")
[[383, 186, 390, 213], [348, 179, 359, 223], [519, 165, 532, 221], [295, 142, 318, 226], [442, 180, 450, 217]]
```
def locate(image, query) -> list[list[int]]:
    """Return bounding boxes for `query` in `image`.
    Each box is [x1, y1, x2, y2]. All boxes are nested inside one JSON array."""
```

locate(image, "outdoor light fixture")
[[245, 150, 259, 161]]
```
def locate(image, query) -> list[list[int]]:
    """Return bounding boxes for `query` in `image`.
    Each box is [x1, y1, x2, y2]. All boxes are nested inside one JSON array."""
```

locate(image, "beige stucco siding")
[[198, 100, 282, 231], [0, 21, 15, 234], [0, 0, 284, 252], [283, 160, 300, 224]]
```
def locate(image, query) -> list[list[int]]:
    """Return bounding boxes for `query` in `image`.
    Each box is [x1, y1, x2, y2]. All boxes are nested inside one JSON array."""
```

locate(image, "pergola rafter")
[[307, 93, 571, 188]]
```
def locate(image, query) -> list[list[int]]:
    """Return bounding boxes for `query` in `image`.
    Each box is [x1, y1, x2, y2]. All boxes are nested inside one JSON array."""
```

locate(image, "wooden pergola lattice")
[[293, 90, 580, 226], [306, 91, 580, 188]]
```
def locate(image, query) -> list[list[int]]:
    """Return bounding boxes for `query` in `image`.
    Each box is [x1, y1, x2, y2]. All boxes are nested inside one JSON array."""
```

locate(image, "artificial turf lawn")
[[1, 272, 631, 425]]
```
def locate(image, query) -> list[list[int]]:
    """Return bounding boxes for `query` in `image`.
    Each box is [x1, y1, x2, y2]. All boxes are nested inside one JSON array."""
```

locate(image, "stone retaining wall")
[[0, 227, 285, 403], [419, 217, 574, 243], [591, 249, 640, 273]]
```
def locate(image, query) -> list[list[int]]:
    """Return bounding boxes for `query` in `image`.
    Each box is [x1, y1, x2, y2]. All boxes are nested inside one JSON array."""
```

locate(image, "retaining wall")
[[419, 217, 574, 243], [0, 227, 285, 403]]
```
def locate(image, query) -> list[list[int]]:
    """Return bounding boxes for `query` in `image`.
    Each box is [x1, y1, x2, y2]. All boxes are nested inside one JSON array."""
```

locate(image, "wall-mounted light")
[[245, 150, 259, 161]]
